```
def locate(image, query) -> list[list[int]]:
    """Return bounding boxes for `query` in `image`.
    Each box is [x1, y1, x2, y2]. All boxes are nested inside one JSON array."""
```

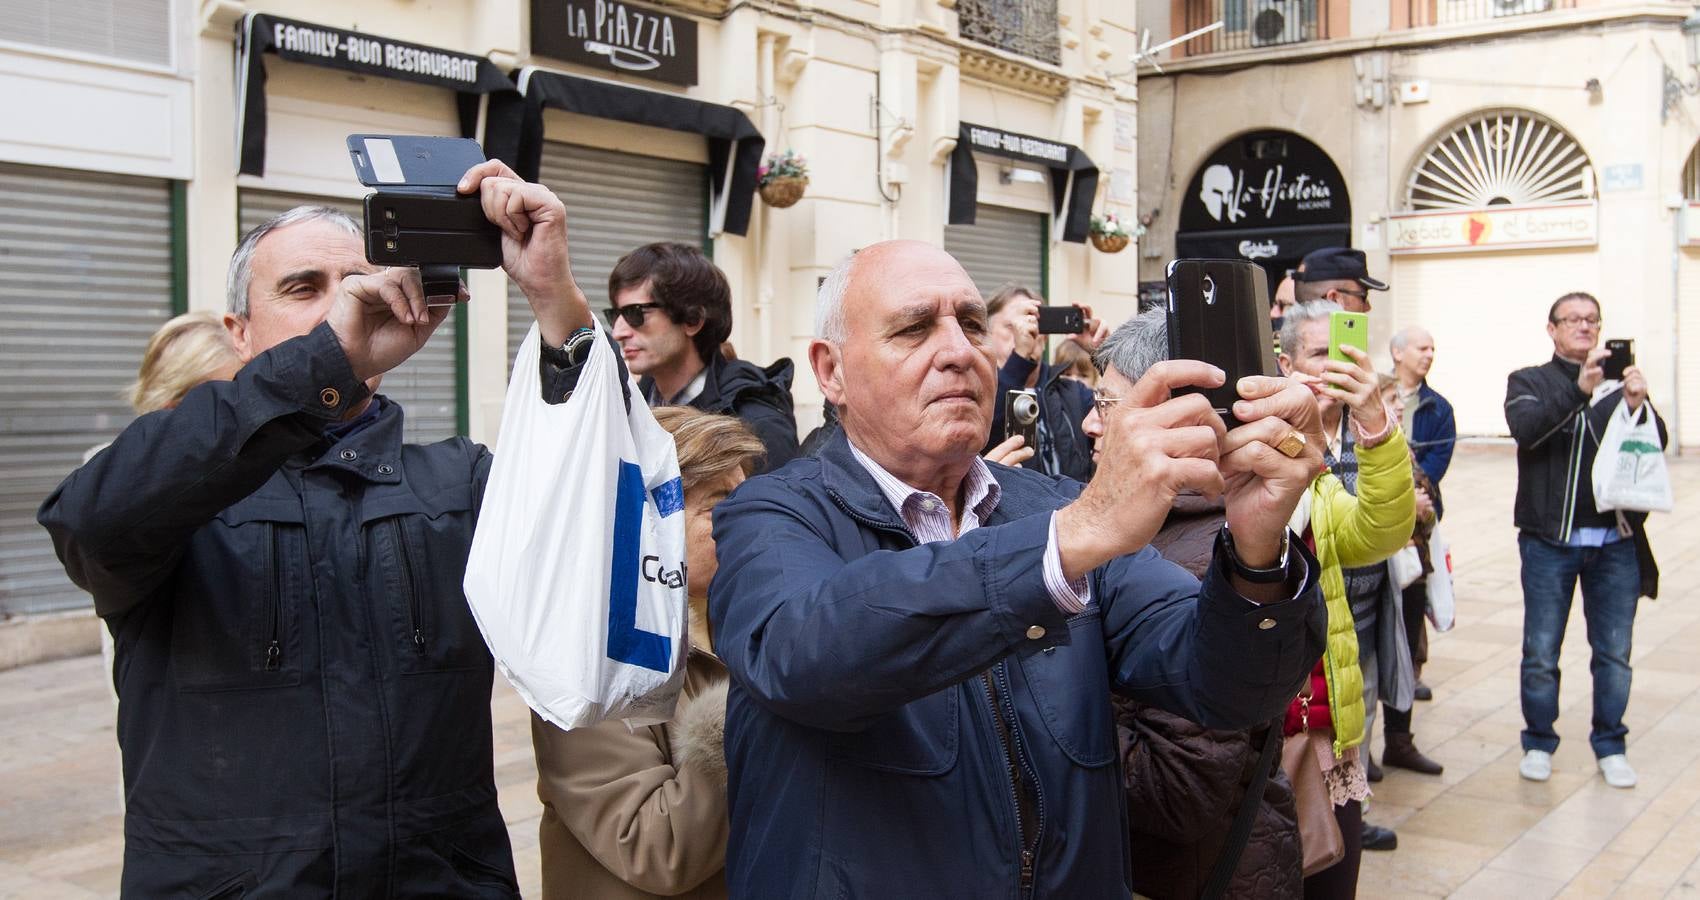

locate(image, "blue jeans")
[[1519, 533, 1641, 758]]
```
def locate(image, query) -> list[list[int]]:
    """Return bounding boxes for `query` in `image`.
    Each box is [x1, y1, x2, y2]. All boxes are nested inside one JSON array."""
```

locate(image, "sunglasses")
[[603, 303, 664, 328]]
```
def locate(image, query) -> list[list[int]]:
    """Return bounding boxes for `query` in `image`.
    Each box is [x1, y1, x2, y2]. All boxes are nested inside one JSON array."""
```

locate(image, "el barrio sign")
[[1388, 201, 1598, 255]]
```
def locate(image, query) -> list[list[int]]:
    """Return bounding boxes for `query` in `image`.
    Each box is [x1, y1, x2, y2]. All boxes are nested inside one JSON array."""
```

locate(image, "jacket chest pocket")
[[1014, 609, 1118, 768], [362, 486, 488, 675], [174, 502, 306, 692], [826, 689, 959, 775]]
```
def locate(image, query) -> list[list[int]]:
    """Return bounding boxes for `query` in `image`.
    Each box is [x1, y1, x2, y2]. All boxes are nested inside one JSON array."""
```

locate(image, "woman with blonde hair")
[[531, 407, 765, 899], [128, 311, 244, 414]]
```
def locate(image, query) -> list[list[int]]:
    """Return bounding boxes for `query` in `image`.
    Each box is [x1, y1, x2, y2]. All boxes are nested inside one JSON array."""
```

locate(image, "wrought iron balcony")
[[957, 0, 1062, 65], [1178, 0, 1331, 56], [1406, 0, 1574, 29]]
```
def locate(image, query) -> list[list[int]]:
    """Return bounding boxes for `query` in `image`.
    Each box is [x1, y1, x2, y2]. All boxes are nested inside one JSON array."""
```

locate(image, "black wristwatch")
[[1220, 526, 1291, 584], [541, 326, 598, 369]]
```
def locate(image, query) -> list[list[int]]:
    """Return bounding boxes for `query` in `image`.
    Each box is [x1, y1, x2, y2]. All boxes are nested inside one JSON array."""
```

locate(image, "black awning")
[[483, 68, 764, 237], [236, 13, 515, 177], [947, 123, 1099, 244]]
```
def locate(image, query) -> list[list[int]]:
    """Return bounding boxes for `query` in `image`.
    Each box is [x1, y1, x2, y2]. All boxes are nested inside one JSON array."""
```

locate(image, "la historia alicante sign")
[[1388, 201, 1599, 255]]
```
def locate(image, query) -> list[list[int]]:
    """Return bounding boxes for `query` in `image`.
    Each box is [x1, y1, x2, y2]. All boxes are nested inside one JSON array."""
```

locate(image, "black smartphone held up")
[[1603, 339, 1635, 381], [346, 134, 503, 302], [1164, 259, 1279, 429], [1036, 304, 1087, 335]]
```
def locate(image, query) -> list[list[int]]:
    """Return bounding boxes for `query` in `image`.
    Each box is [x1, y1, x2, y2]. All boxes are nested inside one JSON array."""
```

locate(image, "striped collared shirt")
[[848, 441, 1092, 614]]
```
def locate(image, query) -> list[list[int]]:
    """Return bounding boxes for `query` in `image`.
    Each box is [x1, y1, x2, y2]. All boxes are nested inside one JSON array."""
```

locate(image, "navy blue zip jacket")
[[707, 429, 1327, 898], [38, 323, 586, 898], [1408, 380, 1457, 484]]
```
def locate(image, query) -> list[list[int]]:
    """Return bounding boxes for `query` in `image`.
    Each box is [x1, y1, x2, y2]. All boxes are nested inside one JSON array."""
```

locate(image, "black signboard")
[[530, 0, 699, 87], [948, 123, 1099, 243], [236, 14, 514, 176], [1174, 224, 1352, 266], [1178, 131, 1349, 232]]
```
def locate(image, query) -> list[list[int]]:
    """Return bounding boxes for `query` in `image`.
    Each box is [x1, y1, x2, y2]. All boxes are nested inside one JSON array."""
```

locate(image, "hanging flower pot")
[[757, 149, 809, 209], [1089, 212, 1142, 254], [759, 175, 809, 208], [1090, 232, 1130, 254]]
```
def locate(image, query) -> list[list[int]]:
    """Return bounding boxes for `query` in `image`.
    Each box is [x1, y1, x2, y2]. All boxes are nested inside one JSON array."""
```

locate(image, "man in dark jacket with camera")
[[983, 284, 1100, 482], [1505, 291, 1664, 791], [605, 241, 798, 470], [39, 161, 596, 897], [709, 240, 1329, 898]]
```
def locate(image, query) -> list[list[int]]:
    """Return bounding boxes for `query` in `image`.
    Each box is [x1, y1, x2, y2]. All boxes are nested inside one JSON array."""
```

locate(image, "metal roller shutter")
[[0, 163, 172, 616], [945, 205, 1047, 300], [1390, 250, 1598, 437], [239, 190, 460, 443], [507, 143, 707, 365]]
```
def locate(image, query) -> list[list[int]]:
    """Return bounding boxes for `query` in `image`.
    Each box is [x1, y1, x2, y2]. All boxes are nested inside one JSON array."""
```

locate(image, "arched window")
[[1404, 109, 1593, 210]]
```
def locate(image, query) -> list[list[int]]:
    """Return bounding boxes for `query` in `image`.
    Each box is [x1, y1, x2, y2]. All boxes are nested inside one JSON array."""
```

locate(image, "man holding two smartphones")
[[39, 159, 592, 896], [1506, 292, 1665, 790]]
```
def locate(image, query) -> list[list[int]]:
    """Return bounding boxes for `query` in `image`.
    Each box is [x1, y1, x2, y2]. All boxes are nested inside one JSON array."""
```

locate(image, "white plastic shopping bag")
[[1425, 525, 1454, 633], [1592, 401, 1673, 514], [1389, 545, 1424, 591], [464, 322, 688, 730]]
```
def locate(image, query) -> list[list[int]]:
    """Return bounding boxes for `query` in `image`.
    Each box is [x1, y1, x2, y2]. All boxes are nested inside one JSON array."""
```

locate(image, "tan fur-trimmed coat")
[[532, 650, 730, 899]]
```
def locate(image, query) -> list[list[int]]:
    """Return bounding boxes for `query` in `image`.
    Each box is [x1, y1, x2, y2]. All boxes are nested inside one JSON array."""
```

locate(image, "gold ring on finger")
[[1275, 430, 1307, 459]]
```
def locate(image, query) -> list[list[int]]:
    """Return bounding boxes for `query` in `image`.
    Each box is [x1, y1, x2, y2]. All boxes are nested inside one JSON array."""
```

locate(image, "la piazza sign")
[[1388, 201, 1598, 255]]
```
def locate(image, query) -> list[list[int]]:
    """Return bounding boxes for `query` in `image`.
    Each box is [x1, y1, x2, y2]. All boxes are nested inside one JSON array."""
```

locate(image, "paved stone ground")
[[4, 444, 1700, 898]]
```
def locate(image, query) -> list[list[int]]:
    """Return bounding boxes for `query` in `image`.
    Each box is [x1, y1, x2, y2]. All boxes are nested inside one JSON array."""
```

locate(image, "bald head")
[[1390, 325, 1435, 383], [807, 239, 994, 487]]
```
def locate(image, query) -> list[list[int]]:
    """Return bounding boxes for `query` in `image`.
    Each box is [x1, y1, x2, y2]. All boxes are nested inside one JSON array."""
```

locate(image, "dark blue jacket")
[[987, 354, 1097, 482], [1409, 380, 1457, 484], [37, 324, 584, 898], [707, 430, 1326, 899]]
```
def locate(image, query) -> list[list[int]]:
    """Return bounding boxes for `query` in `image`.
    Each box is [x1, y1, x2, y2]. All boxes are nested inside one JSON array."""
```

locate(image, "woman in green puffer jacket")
[[1278, 301, 1416, 900]]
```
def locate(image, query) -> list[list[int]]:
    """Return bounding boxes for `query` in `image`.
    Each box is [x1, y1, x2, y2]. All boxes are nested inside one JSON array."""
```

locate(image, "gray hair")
[[1279, 300, 1341, 358], [1095, 307, 1170, 381], [815, 251, 857, 343], [1389, 324, 1428, 355], [226, 206, 360, 316]]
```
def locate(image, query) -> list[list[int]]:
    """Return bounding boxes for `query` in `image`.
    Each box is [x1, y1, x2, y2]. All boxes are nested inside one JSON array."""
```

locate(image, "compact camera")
[[1004, 388, 1040, 455]]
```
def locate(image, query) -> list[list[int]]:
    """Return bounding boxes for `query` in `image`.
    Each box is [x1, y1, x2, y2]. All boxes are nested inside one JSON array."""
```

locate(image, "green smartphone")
[[1329, 311, 1368, 363]]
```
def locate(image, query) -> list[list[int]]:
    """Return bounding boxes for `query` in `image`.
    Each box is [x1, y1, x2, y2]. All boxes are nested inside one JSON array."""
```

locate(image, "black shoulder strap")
[[1201, 714, 1284, 900]]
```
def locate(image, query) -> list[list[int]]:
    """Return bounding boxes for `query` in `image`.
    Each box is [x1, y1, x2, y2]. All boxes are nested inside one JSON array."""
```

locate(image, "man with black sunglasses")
[[605, 242, 799, 471], [1295, 247, 1385, 313]]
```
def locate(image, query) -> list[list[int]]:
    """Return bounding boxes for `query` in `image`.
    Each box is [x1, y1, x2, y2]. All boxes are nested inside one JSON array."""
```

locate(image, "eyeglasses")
[[1334, 288, 1368, 299], [604, 303, 664, 328], [1552, 315, 1602, 328], [1091, 391, 1124, 415]]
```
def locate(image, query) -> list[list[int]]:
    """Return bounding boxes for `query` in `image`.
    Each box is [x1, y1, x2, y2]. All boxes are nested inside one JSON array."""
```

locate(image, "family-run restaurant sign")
[[236, 13, 514, 176], [1175, 131, 1350, 264], [530, 0, 699, 87], [1387, 201, 1598, 254], [948, 123, 1100, 243]]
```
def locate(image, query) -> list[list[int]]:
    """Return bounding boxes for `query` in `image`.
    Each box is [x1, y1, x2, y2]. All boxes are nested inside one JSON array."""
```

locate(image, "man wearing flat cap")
[[1296, 247, 1388, 313]]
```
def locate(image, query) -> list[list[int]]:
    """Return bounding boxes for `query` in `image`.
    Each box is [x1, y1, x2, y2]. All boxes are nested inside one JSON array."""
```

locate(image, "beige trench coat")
[[532, 650, 730, 899]]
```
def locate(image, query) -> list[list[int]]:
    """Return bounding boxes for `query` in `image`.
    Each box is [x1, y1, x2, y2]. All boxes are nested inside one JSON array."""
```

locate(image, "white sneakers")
[[1519, 749, 1553, 782], [1599, 754, 1638, 789], [1518, 749, 1638, 788]]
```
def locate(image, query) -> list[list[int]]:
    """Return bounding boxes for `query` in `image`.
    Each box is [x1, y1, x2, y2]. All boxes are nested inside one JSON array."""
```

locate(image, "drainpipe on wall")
[[1672, 199, 1685, 452], [756, 33, 777, 366]]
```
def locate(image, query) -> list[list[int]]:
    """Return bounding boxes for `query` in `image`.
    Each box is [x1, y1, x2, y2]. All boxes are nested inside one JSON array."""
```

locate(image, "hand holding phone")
[[347, 135, 503, 303]]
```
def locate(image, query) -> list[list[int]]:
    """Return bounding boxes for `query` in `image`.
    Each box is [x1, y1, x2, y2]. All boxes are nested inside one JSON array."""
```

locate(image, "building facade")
[[1135, 0, 1700, 446], [0, 1, 1140, 629]]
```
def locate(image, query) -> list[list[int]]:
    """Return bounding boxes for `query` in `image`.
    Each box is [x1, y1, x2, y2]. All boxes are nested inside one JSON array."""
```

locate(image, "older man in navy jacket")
[[709, 241, 1330, 898]]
